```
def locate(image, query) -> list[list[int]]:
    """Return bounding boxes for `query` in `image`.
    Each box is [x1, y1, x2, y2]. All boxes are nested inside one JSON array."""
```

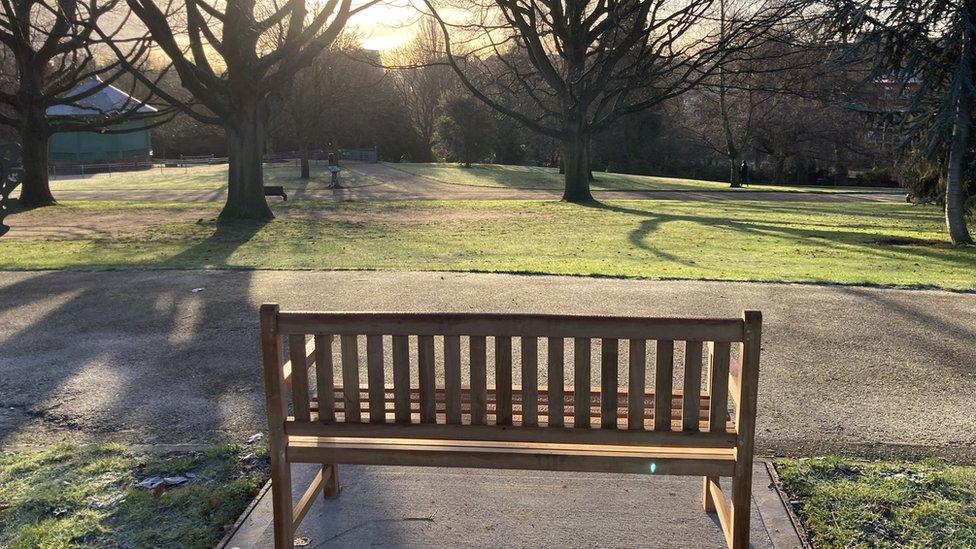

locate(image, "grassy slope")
[[391, 162, 900, 193], [0, 444, 268, 548], [2, 199, 973, 289], [778, 457, 976, 548], [48, 162, 378, 191]]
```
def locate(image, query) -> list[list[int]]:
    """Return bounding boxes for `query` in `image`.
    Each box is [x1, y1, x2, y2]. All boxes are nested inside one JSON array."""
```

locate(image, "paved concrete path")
[[44, 162, 903, 203], [1, 270, 973, 460], [224, 462, 801, 548]]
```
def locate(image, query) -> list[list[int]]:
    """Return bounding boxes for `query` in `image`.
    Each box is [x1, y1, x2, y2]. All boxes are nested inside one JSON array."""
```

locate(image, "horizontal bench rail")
[[276, 311, 746, 342], [286, 436, 737, 477]]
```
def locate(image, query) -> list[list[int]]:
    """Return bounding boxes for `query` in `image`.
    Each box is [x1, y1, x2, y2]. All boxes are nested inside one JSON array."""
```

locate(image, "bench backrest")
[[261, 305, 761, 449]]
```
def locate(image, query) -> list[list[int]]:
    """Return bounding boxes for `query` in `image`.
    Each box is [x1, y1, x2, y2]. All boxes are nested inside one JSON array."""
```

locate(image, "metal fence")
[[339, 147, 378, 163]]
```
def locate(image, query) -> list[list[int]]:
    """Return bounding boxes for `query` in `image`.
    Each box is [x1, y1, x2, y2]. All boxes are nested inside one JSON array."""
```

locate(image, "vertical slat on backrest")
[[418, 335, 436, 423], [495, 336, 513, 425], [470, 336, 488, 425], [627, 339, 646, 430], [707, 341, 732, 432], [600, 339, 619, 429], [443, 335, 462, 425], [547, 338, 564, 427], [289, 335, 311, 421], [521, 337, 539, 427], [654, 340, 675, 431], [574, 338, 591, 428], [366, 335, 385, 424], [340, 334, 361, 423], [314, 334, 334, 423], [392, 335, 410, 424], [682, 341, 704, 431]]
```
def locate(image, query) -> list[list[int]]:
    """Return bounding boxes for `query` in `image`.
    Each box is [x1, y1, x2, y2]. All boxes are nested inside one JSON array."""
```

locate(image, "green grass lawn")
[[48, 162, 378, 191], [3, 199, 973, 289], [0, 444, 268, 548], [777, 457, 976, 548], [391, 162, 901, 193]]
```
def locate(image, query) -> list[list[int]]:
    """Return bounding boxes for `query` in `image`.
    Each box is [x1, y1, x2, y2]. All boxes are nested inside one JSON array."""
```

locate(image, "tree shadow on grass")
[[161, 219, 268, 269], [578, 200, 976, 272]]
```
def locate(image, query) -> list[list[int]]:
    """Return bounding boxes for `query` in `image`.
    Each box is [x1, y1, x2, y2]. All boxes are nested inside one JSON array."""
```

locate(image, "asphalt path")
[[1, 270, 972, 461]]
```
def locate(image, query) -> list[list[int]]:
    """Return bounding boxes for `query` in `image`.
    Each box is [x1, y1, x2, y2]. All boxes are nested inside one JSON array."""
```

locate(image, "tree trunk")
[[221, 100, 273, 221], [773, 155, 787, 185], [299, 142, 310, 179], [562, 130, 593, 202], [18, 118, 55, 209], [945, 91, 974, 245], [728, 152, 742, 188], [717, 0, 740, 189]]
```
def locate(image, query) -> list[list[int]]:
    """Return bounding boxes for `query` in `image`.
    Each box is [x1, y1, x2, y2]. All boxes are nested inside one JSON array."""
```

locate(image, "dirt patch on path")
[[1, 207, 215, 241]]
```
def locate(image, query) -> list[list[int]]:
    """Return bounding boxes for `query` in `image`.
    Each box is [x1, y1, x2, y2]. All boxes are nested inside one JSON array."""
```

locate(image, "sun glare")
[[348, 2, 420, 50]]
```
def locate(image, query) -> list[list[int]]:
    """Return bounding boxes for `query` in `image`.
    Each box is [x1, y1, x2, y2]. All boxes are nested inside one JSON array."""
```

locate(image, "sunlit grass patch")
[[391, 162, 899, 193], [1, 198, 973, 289], [777, 457, 976, 548], [0, 443, 268, 548]]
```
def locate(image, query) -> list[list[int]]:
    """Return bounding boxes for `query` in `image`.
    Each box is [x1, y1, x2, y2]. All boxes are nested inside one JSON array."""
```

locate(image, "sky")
[[348, 0, 424, 51]]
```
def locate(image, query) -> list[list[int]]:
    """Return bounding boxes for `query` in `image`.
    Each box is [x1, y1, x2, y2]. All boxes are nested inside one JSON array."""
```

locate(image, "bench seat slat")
[[496, 336, 513, 426], [286, 435, 736, 477], [314, 335, 335, 424], [683, 341, 704, 431], [315, 386, 713, 411], [392, 335, 411, 424], [340, 335, 361, 423], [302, 386, 734, 432], [521, 337, 539, 427], [547, 338, 565, 427], [574, 338, 591, 428], [444, 335, 462, 424], [285, 420, 737, 447]]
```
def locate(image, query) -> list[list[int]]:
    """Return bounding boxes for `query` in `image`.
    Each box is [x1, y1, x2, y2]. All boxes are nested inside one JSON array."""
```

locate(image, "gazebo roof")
[[46, 77, 157, 117]]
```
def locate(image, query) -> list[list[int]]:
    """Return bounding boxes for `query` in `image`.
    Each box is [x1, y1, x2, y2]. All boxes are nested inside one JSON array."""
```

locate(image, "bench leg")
[[323, 463, 340, 499], [729, 459, 754, 549], [269, 454, 294, 549], [702, 476, 717, 512]]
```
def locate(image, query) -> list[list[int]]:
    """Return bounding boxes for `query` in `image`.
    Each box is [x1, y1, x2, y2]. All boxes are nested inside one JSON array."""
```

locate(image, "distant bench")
[[260, 306, 762, 548], [263, 186, 287, 201]]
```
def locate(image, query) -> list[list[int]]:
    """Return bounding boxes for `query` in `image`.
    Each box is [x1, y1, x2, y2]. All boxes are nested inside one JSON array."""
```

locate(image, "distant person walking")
[[739, 160, 749, 186], [328, 152, 341, 189]]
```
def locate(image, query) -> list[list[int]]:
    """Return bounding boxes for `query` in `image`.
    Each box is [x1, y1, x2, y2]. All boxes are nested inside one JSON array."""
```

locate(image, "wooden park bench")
[[260, 305, 762, 548], [263, 185, 287, 201]]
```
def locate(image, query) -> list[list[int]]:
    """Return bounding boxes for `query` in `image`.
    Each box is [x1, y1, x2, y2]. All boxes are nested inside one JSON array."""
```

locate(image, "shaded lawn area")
[[47, 162, 378, 191], [392, 162, 901, 193], [0, 444, 268, 548], [777, 457, 976, 548], [1, 199, 973, 289]]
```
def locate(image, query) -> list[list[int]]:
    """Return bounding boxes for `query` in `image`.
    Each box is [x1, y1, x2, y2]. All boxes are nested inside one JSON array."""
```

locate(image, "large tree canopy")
[[119, 0, 376, 219], [0, 0, 162, 208], [424, 0, 794, 201]]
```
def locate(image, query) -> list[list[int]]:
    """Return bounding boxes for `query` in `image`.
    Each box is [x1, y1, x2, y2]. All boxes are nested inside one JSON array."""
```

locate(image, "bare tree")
[[120, 0, 376, 219], [424, 0, 792, 201], [273, 34, 361, 179], [0, 0, 161, 208], [389, 17, 455, 161]]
